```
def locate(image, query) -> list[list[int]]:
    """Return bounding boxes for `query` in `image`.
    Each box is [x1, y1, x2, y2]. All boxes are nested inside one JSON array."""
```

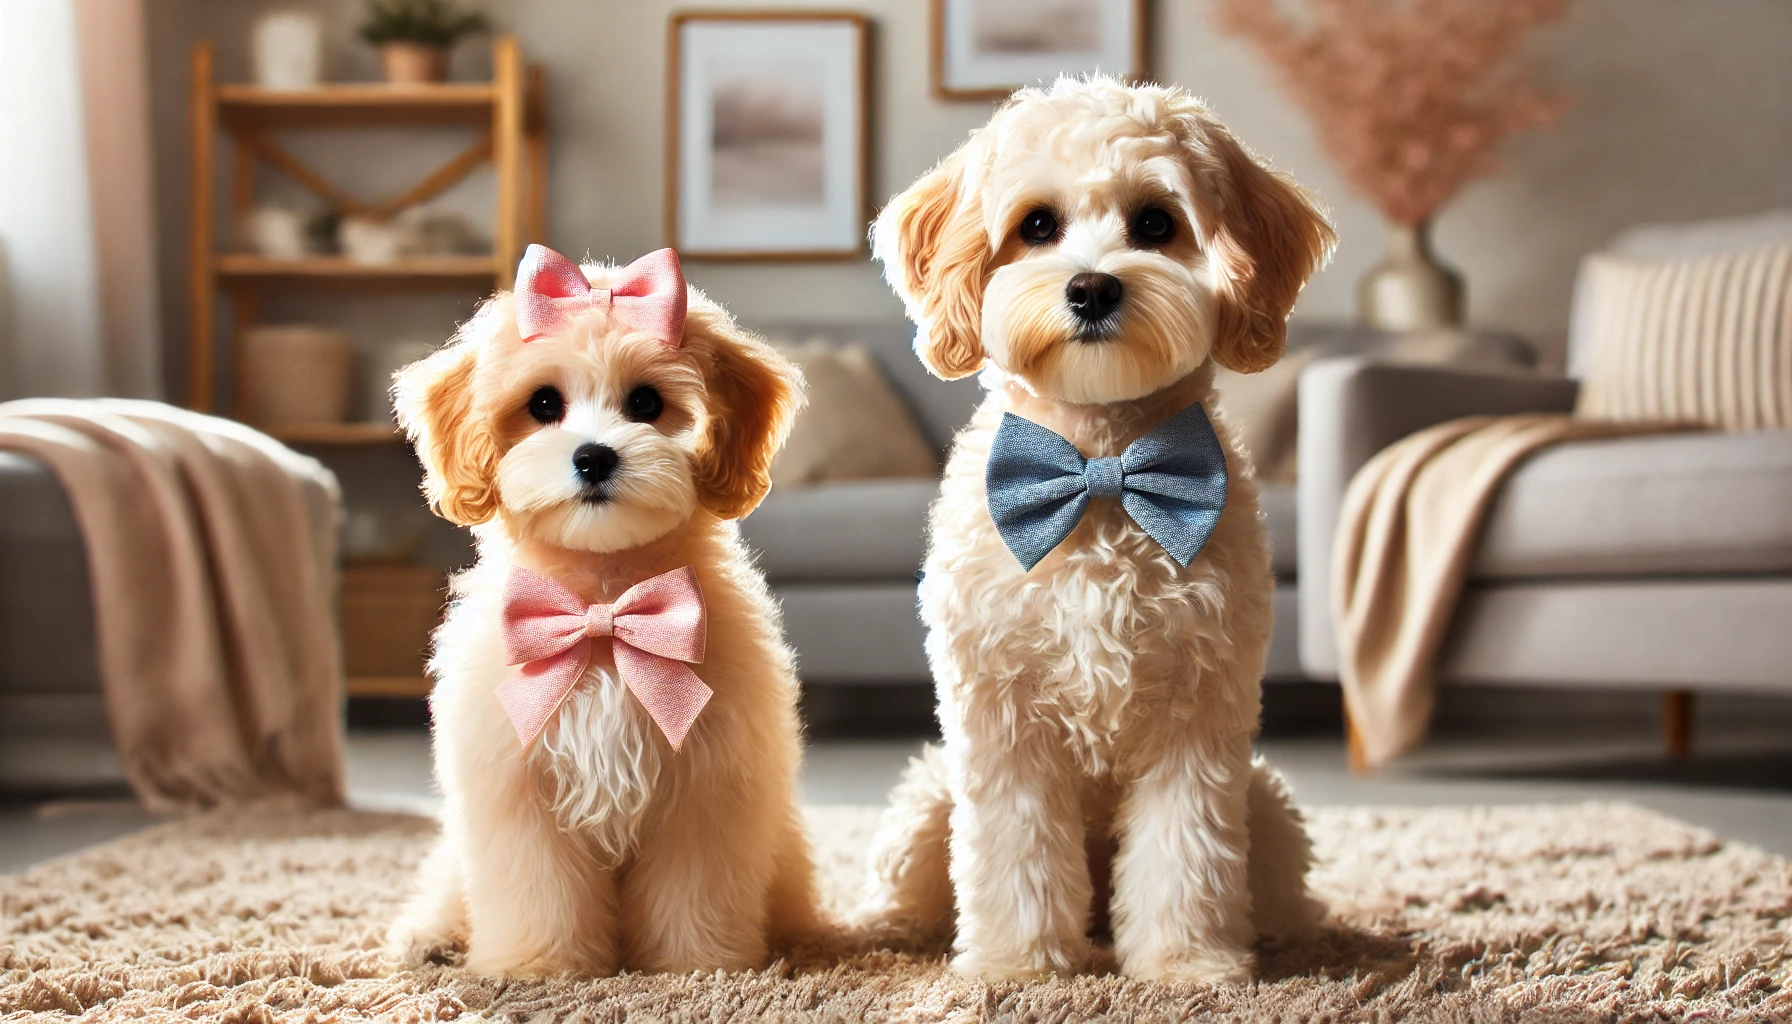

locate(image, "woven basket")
[[339, 562, 445, 683], [242, 325, 354, 427]]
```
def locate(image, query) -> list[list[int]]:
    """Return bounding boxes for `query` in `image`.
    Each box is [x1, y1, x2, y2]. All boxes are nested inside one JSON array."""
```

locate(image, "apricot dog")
[[854, 78, 1336, 983], [386, 246, 818, 976]]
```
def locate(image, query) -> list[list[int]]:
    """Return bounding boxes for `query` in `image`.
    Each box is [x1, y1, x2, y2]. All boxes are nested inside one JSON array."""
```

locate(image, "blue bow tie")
[[985, 402, 1228, 571]]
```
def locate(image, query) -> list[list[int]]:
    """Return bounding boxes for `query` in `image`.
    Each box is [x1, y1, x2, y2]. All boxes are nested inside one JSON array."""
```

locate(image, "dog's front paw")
[[846, 904, 952, 954], [384, 915, 462, 968], [462, 949, 580, 980], [1123, 947, 1254, 985], [951, 944, 1086, 982], [464, 939, 620, 979]]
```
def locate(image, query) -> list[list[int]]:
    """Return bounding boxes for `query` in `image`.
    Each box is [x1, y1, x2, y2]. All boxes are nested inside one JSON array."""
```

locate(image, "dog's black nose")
[[1066, 272, 1123, 323], [572, 443, 620, 485]]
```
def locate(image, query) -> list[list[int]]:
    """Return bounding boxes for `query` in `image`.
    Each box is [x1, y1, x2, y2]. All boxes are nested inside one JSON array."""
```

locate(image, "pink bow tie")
[[495, 566, 711, 750], [514, 244, 688, 347]]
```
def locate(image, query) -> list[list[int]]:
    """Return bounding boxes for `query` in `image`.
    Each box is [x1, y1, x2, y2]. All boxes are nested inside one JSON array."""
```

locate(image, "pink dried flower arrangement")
[[1214, 0, 1572, 226]]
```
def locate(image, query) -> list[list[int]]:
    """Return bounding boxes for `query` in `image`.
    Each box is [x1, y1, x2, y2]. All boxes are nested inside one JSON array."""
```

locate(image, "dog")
[[384, 244, 819, 977], [851, 77, 1337, 983]]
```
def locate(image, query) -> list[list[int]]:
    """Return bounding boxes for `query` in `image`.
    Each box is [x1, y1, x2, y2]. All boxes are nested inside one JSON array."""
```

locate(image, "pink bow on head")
[[514, 244, 688, 347], [495, 565, 711, 750]]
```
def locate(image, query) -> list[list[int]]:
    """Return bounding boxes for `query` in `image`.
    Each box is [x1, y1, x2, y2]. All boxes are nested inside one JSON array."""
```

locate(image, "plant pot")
[[1358, 219, 1465, 332], [379, 42, 448, 84]]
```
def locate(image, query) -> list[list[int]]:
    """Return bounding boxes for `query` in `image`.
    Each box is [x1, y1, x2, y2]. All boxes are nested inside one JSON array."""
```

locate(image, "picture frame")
[[931, 0, 1146, 101], [666, 11, 870, 261]]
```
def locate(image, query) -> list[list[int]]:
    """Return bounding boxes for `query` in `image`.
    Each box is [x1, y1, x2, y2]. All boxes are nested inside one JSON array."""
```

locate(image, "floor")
[[5, 730, 1791, 876]]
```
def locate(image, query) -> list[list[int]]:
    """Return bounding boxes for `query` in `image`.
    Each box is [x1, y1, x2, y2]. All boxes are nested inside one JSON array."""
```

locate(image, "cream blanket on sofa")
[[0, 400, 345, 809], [1332, 414, 1689, 768]]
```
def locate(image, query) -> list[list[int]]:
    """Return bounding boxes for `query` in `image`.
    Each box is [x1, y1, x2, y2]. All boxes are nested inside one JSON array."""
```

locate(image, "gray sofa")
[[1295, 212, 1792, 755]]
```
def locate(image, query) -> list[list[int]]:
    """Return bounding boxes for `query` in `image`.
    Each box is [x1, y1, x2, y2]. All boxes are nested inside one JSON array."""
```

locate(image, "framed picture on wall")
[[932, 0, 1145, 100], [667, 12, 870, 260]]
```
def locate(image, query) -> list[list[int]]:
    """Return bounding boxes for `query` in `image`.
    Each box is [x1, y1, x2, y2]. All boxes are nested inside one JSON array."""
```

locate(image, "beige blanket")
[[0, 400, 345, 809], [1332, 414, 1690, 767]]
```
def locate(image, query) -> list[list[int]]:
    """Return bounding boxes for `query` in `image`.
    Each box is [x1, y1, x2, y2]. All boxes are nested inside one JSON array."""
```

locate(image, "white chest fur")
[[531, 665, 664, 866], [924, 502, 1235, 770]]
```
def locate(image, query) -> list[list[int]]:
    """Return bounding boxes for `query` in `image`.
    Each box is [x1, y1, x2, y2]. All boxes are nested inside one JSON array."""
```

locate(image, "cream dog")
[[385, 245, 818, 977], [853, 77, 1336, 983]]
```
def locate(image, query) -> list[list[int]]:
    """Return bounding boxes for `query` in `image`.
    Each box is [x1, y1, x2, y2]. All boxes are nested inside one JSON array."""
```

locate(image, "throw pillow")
[[769, 339, 939, 488], [1575, 245, 1792, 429]]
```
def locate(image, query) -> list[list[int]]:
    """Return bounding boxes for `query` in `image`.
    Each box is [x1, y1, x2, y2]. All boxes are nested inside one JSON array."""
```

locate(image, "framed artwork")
[[931, 0, 1146, 100], [667, 12, 870, 261]]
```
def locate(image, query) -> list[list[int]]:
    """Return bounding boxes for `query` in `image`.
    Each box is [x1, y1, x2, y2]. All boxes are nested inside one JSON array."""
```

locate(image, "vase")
[[379, 42, 449, 84], [1358, 219, 1465, 332], [253, 12, 322, 90]]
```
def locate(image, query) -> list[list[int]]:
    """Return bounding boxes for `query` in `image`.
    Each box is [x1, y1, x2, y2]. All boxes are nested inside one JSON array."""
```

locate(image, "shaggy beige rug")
[[2, 803, 1788, 1022]]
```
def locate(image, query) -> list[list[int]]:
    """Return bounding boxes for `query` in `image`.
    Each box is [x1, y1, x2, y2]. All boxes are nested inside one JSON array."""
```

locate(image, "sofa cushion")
[[742, 479, 936, 582], [1574, 246, 1792, 431], [1569, 209, 1792, 376], [1473, 430, 1792, 578], [768, 340, 939, 488], [753, 321, 982, 452], [772, 582, 930, 683]]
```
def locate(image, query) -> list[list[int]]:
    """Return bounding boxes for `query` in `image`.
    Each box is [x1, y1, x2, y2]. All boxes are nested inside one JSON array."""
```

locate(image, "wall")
[[147, 0, 1792, 397]]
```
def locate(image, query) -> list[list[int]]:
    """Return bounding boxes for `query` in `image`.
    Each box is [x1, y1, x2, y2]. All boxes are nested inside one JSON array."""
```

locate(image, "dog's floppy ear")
[[682, 300, 806, 520], [1193, 123, 1336, 375], [872, 150, 990, 381], [391, 301, 505, 526]]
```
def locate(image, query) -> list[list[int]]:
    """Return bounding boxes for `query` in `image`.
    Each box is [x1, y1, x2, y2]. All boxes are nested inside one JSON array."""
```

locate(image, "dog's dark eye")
[[1019, 208, 1060, 245], [625, 385, 664, 423], [527, 386, 565, 424], [1130, 207, 1175, 247]]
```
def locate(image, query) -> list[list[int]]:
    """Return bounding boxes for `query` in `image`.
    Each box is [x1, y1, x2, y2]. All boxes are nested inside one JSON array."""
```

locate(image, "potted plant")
[[1215, 0, 1571, 331], [359, 0, 488, 85]]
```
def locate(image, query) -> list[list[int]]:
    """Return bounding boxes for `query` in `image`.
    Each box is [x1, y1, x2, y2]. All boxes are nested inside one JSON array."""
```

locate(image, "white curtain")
[[0, 0, 161, 399]]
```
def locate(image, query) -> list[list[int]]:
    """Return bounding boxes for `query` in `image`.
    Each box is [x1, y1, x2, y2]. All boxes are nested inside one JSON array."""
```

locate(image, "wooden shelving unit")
[[186, 37, 547, 698], [186, 34, 545, 419]]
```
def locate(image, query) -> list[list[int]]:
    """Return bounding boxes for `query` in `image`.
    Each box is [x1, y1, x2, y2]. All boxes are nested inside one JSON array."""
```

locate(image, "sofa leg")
[[1662, 690, 1694, 760], [1346, 712, 1367, 774]]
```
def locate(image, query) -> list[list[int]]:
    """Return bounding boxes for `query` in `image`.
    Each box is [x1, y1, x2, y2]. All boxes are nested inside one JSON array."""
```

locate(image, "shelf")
[[346, 675, 433, 698], [266, 421, 404, 445], [218, 82, 497, 128], [216, 254, 498, 287]]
